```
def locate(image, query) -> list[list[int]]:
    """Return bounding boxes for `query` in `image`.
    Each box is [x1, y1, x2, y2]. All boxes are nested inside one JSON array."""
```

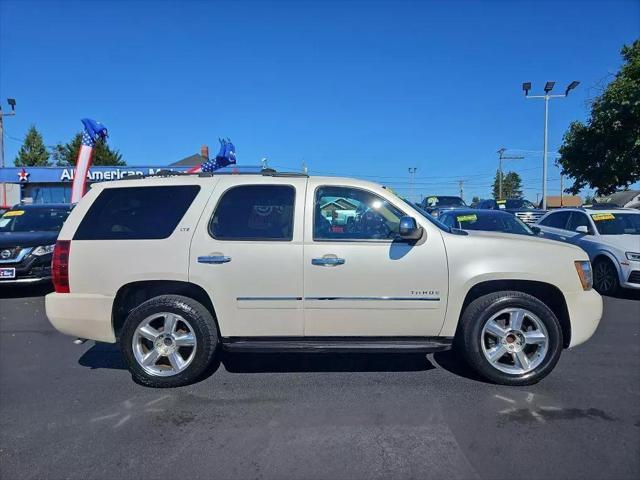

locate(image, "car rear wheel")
[[120, 295, 218, 388], [593, 257, 619, 296], [457, 291, 563, 386]]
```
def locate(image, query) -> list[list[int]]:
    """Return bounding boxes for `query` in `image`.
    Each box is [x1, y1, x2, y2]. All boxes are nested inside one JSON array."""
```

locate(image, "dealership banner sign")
[[0, 166, 191, 184]]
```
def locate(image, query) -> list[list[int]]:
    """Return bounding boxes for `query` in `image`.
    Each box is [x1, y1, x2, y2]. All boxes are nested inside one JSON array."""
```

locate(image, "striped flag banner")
[[70, 119, 108, 203]]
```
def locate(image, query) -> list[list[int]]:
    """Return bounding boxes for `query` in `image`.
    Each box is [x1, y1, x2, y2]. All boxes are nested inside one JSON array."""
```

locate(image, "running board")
[[221, 337, 452, 353]]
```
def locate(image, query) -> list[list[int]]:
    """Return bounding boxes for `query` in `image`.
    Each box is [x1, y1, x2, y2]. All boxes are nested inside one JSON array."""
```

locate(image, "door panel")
[[303, 180, 448, 336], [189, 177, 307, 337]]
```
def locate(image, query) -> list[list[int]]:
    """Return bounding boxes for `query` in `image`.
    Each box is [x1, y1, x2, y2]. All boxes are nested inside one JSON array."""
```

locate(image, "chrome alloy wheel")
[[480, 308, 549, 375], [132, 312, 197, 377]]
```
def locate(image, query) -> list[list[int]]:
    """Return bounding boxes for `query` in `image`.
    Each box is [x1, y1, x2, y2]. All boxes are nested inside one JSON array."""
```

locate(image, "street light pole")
[[0, 98, 17, 209], [522, 81, 579, 210]]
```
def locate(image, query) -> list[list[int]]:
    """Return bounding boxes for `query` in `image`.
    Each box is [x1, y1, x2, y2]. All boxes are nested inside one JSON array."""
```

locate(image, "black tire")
[[120, 295, 218, 388], [457, 291, 563, 386], [593, 257, 619, 296]]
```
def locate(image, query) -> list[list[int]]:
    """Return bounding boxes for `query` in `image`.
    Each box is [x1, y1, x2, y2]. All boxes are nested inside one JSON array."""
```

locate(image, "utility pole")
[[496, 148, 524, 200], [458, 179, 464, 201], [0, 98, 17, 209], [408, 167, 417, 202], [522, 81, 579, 210], [560, 174, 564, 207]]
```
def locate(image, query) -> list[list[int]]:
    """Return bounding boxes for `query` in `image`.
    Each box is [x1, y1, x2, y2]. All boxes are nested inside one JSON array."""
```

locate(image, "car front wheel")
[[120, 295, 219, 388], [457, 291, 563, 386], [593, 257, 619, 296]]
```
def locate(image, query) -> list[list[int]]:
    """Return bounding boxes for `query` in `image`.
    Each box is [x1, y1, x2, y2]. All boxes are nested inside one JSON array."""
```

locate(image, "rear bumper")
[[45, 292, 116, 343], [566, 289, 603, 348]]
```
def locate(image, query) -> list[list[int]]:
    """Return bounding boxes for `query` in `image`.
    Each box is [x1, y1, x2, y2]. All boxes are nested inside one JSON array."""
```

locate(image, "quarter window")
[[314, 186, 405, 241], [210, 185, 295, 241], [74, 186, 200, 240]]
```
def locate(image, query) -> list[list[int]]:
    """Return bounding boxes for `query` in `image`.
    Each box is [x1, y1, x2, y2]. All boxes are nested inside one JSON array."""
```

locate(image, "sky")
[[1, 0, 638, 202]]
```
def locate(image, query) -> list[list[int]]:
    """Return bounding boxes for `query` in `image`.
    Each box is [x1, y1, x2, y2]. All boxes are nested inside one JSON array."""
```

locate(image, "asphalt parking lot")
[[0, 286, 639, 480]]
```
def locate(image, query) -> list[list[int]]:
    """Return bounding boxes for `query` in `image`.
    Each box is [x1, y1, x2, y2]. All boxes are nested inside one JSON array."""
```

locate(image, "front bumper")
[[45, 292, 116, 343], [620, 259, 640, 290], [0, 253, 53, 285], [565, 288, 603, 348]]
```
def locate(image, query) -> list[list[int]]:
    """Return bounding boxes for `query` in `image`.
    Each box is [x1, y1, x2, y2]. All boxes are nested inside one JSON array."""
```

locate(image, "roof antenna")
[[301, 159, 308, 175]]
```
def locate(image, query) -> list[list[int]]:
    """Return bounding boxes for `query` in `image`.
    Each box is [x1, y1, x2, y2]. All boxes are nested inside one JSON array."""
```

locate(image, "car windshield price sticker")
[[2, 210, 25, 217], [457, 214, 477, 222], [591, 213, 615, 221]]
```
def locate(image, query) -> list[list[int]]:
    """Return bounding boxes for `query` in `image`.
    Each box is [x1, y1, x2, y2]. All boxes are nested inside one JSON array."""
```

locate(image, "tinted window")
[[539, 211, 571, 229], [210, 185, 295, 241], [424, 196, 466, 208], [505, 199, 536, 210], [314, 186, 405, 241], [451, 212, 533, 235], [567, 212, 592, 232], [478, 200, 497, 209], [74, 186, 200, 240], [591, 213, 640, 235], [0, 207, 71, 232]]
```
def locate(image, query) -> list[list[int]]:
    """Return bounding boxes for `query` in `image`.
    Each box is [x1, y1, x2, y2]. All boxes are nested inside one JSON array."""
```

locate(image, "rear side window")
[[74, 186, 200, 240], [209, 185, 295, 241]]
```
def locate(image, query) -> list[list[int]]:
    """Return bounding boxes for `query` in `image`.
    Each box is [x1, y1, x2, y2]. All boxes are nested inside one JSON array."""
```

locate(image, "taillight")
[[52, 240, 71, 293]]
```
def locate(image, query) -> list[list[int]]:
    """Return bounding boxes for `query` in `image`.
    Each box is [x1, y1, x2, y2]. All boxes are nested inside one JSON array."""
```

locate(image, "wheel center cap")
[[155, 335, 176, 355]]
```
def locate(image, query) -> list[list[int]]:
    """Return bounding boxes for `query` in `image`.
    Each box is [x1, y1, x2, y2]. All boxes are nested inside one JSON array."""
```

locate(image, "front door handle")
[[198, 255, 231, 264], [312, 257, 345, 266]]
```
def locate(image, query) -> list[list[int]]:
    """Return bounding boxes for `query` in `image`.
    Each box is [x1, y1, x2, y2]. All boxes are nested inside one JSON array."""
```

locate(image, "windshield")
[[505, 199, 536, 210], [591, 213, 640, 235], [424, 196, 466, 207], [446, 212, 534, 235], [0, 208, 71, 232]]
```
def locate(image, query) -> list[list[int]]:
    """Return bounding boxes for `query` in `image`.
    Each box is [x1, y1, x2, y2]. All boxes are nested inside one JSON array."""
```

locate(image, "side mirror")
[[399, 216, 423, 241], [576, 225, 590, 234], [530, 225, 541, 234]]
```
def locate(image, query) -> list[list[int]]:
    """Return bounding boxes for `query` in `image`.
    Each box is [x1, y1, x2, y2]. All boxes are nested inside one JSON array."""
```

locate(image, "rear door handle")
[[198, 255, 231, 264], [312, 257, 345, 266]]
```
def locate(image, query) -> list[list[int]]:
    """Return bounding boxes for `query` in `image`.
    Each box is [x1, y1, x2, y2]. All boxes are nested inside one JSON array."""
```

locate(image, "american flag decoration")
[[188, 138, 236, 174], [70, 118, 108, 203]]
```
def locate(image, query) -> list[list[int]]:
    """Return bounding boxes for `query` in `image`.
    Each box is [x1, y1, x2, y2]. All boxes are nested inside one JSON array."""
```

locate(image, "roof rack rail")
[[120, 165, 308, 180]]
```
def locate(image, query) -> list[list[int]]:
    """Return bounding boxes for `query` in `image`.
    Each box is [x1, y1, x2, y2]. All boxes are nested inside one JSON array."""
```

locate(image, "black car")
[[0, 203, 72, 285], [475, 198, 547, 226], [438, 208, 537, 236], [419, 195, 468, 219]]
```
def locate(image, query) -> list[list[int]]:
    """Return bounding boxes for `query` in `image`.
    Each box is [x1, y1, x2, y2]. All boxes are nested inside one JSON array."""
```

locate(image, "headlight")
[[32, 244, 55, 256], [626, 252, 640, 262], [574, 260, 593, 291]]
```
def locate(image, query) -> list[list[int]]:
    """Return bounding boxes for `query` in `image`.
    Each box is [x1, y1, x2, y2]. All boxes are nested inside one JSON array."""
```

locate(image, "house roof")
[[169, 154, 205, 167], [544, 195, 582, 208], [595, 190, 640, 207]]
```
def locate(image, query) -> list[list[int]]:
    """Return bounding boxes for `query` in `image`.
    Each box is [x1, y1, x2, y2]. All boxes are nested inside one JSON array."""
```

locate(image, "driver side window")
[[313, 186, 405, 241]]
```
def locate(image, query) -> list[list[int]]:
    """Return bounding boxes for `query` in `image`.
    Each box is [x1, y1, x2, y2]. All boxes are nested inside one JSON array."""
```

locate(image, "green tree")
[[14, 125, 51, 166], [52, 133, 125, 166], [558, 40, 640, 195], [471, 196, 480, 204], [492, 170, 523, 199]]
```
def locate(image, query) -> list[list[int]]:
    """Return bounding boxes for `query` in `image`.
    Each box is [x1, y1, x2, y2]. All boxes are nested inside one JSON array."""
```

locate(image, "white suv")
[[46, 170, 602, 388]]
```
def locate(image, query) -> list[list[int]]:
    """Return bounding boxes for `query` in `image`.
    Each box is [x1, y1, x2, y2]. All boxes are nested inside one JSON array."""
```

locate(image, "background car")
[[475, 198, 547, 226], [439, 209, 537, 236], [419, 195, 468, 218], [536, 207, 640, 295], [0, 203, 72, 285]]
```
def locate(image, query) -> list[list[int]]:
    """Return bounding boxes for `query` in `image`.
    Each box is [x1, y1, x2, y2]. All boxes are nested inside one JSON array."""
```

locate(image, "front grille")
[[0, 246, 22, 262], [515, 211, 546, 225], [628, 271, 640, 284]]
